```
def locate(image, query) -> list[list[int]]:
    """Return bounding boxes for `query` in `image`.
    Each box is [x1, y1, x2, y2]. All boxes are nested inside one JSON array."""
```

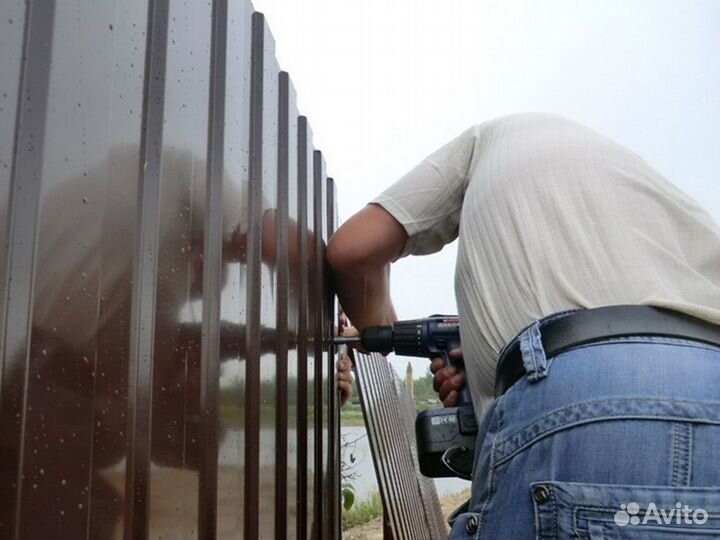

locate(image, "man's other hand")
[[336, 353, 353, 407], [430, 348, 465, 407], [336, 311, 356, 407]]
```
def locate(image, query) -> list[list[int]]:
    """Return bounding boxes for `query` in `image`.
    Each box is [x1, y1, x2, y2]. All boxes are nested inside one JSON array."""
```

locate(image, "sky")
[[252, 0, 720, 378]]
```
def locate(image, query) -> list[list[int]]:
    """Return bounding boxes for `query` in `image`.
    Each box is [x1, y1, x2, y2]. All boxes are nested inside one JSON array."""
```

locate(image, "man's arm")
[[326, 204, 408, 331]]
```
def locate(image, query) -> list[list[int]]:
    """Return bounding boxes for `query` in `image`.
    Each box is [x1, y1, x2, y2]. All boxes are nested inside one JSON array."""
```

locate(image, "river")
[[341, 425, 470, 501]]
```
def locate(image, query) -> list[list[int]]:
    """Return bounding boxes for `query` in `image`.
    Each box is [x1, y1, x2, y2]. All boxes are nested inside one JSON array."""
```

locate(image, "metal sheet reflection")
[[215, 0, 252, 538], [0, 2, 55, 538], [0, 0, 25, 359], [0, 1, 340, 538], [326, 177, 341, 540], [284, 77, 301, 540], [295, 115, 312, 539]]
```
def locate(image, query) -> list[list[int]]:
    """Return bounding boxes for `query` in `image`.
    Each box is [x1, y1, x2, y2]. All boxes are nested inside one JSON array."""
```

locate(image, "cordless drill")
[[336, 315, 477, 479]]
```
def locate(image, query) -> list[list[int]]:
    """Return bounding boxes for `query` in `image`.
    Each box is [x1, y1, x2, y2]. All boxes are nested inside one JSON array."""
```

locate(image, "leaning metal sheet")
[[397, 378, 448, 537], [353, 352, 449, 540]]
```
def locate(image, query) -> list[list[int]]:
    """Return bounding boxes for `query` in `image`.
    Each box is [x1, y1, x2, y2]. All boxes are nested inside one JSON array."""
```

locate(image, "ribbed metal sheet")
[[0, 1, 339, 538], [354, 353, 449, 540]]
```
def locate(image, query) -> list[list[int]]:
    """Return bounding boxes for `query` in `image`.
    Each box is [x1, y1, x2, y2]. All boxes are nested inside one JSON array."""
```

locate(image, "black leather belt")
[[494, 305, 720, 397]]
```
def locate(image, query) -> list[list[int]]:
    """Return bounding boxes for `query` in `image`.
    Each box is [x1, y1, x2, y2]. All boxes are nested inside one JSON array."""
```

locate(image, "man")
[[327, 113, 720, 538]]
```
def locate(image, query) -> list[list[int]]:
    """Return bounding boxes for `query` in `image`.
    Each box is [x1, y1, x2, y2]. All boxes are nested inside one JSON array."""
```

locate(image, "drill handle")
[[435, 349, 472, 406]]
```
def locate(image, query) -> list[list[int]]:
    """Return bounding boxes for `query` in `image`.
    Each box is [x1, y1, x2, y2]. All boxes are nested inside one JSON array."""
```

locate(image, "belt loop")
[[519, 321, 549, 382]]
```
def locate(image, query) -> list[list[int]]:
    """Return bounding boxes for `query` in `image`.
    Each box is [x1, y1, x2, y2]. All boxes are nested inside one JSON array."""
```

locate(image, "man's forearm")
[[332, 262, 397, 331]]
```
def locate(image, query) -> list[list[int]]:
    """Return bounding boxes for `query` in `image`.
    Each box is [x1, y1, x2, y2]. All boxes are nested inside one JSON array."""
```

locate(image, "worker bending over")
[[327, 113, 720, 539]]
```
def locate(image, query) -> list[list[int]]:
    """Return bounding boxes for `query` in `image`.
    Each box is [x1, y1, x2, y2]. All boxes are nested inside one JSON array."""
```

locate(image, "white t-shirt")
[[373, 113, 720, 418]]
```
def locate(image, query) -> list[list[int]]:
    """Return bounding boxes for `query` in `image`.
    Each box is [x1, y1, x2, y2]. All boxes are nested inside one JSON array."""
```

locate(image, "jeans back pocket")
[[531, 481, 720, 539]]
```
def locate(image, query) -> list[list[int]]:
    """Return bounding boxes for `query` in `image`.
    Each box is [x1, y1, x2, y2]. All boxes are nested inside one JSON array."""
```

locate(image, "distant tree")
[[412, 372, 437, 402]]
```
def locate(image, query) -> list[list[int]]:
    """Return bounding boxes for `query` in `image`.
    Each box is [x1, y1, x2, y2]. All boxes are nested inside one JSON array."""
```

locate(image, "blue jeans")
[[449, 316, 720, 539]]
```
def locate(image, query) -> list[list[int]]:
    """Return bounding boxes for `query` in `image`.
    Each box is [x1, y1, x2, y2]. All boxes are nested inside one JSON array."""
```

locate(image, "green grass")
[[219, 404, 283, 428], [340, 401, 443, 427], [220, 405, 243, 427], [219, 398, 440, 429], [414, 401, 440, 413], [342, 491, 383, 531], [340, 404, 366, 426]]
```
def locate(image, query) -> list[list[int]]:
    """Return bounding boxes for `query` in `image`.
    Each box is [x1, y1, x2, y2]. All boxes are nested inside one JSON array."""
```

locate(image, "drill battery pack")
[[415, 404, 478, 478]]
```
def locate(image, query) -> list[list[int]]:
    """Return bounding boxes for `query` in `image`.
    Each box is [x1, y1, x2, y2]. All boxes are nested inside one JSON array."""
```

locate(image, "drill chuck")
[[353, 320, 427, 355], [339, 317, 461, 358], [392, 321, 429, 357], [357, 325, 395, 354]]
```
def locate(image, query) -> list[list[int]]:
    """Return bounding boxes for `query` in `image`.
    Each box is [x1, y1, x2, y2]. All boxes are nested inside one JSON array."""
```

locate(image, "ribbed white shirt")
[[373, 113, 720, 418]]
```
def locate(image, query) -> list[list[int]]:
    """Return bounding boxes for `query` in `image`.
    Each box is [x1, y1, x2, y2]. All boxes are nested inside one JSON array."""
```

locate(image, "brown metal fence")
[[0, 0, 340, 538]]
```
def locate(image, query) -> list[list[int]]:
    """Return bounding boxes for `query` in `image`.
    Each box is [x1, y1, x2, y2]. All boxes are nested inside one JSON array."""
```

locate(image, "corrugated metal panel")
[[311, 150, 326, 539], [326, 177, 341, 540], [0, 1, 339, 538], [216, 0, 253, 537], [275, 69, 292, 540], [296, 114, 313, 539], [354, 352, 449, 540]]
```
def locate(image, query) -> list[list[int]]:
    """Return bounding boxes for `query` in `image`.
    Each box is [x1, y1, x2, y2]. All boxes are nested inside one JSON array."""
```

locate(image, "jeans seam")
[[688, 424, 694, 485], [672, 423, 679, 486], [496, 393, 505, 432], [527, 330, 539, 378], [476, 434, 500, 539], [494, 397, 720, 464], [671, 422, 693, 487], [495, 414, 720, 469], [551, 488, 558, 539], [530, 341, 538, 376], [562, 336, 720, 354]]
